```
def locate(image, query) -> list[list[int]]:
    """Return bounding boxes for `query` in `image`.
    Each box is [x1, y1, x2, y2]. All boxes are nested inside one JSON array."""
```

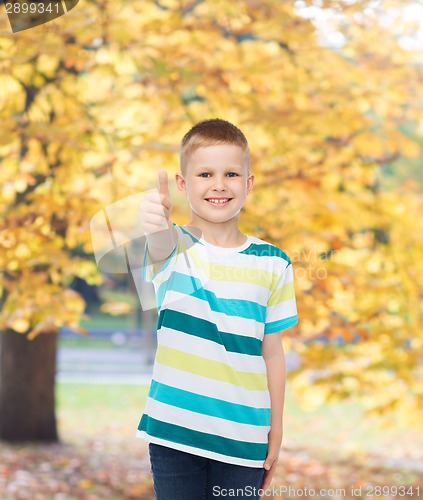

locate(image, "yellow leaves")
[[229, 79, 251, 95], [15, 243, 31, 259], [291, 373, 330, 412], [78, 479, 94, 490], [364, 255, 382, 274], [388, 130, 421, 159], [0, 228, 16, 249], [7, 260, 19, 271], [0, 129, 19, 147], [114, 54, 138, 77], [351, 132, 387, 157], [0, 0, 420, 432], [27, 317, 58, 340], [70, 259, 102, 287], [27, 92, 52, 124], [100, 302, 133, 316], [13, 178, 28, 193], [357, 98, 370, 113], [62, 289, 86, 315], [1, 285, 87, 339], [12, 318, 31, 334], [37, 54, 60, 77], [0, 74, 21, 94], [0, 74, 24, 113], [321, 173, 341, 192], [293, 94, 310, 111], [337, 248, 359, 268], [10, 63, 34, 87]]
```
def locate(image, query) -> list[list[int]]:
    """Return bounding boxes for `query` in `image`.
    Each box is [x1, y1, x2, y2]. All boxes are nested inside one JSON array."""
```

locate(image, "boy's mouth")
[[205, 198, 232, 207]]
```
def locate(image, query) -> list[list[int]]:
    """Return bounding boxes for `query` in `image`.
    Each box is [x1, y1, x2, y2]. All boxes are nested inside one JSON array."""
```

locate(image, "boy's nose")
[[212, 179, 228, 190]]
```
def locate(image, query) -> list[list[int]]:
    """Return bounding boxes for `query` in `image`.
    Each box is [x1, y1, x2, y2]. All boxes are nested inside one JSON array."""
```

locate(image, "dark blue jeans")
[[149, 443, 265, 500]]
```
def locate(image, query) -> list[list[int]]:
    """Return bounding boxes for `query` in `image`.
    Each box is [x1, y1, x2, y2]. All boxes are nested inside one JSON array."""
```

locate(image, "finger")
[[141, 213, 168, 227], [264, 457, 274, 471], [140, 201, 168, 216], [261, 470, 271, 491], [158, 169, 170, 198], [140, 194, 170, 214], [261, 468, 274, 491], [142, 191, 163, 204]]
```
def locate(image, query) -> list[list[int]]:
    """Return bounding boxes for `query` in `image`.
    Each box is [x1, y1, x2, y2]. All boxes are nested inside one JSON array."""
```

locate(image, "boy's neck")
[[186, 219, 247, 248]]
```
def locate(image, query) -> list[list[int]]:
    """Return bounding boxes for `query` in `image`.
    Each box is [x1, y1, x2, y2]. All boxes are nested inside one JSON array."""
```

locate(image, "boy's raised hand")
[[140, 169, 172, 236], [158, 169, 171, 207]]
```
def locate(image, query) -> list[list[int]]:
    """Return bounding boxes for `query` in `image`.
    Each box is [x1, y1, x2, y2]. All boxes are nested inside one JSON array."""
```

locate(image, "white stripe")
[[162, 294, 264, 339], [266, 297, 297, 322], [200, 279, 269, 304], [160, 329, 267, 374], [151, 363, 270, 408], [143, 398, 269, 443], [180, 252, 277, 302], [136, 431, 265, 468]]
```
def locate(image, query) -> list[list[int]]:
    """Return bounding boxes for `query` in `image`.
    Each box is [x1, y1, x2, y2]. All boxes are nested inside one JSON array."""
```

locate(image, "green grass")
[[79, 313, 131, 330], [77, 288, 147, 331], [56, 383, 150, 442], [58, 337, 118, 349], [55, 382, 423, 460], [56, 383, 149, 412]]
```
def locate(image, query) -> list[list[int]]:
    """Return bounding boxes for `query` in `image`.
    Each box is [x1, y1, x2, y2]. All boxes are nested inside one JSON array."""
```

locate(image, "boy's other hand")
[[260, 430, 282, 496], [140, 169, 172, 236]]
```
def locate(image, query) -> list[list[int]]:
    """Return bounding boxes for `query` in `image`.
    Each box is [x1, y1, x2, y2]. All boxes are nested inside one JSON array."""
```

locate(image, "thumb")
[[264, 461, 272, 471], [158, 169, 170, 198]]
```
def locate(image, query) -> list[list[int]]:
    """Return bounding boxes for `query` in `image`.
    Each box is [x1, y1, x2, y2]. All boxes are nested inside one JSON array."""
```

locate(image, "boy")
[[137, 118, 298, 499]]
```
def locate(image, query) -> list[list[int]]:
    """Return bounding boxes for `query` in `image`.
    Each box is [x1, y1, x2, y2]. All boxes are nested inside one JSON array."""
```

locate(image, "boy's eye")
[[199, 172, 238, 177]]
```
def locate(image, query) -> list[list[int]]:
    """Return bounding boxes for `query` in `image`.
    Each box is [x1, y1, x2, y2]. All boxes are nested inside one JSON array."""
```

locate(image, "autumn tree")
[[1, 0, 422, 442]]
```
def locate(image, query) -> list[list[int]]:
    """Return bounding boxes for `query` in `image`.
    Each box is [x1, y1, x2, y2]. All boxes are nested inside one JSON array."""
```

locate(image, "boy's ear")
[[175, 171, 187, 196]]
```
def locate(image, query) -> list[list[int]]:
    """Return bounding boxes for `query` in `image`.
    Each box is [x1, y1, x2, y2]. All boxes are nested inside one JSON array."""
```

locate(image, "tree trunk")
[[0, 328, 58, 442]]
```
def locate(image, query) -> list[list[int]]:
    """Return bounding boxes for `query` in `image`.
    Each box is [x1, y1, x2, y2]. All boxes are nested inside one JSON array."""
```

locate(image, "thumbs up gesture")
[[140, 170, 176, 261], [140, 170, 172, 236]]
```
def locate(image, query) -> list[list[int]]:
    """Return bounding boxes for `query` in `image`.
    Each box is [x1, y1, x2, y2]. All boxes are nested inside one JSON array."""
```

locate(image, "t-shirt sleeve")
[[142, 223, 179, 285], [264, 254, 298, 334]]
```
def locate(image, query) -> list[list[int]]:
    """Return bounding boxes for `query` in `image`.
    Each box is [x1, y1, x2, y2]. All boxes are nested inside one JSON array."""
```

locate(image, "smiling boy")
[[177, 140, 251, 248], [138, 118, 298, 500]]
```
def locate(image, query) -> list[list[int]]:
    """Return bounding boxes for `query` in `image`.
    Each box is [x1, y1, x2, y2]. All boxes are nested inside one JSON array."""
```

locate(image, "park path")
[[56, 346, 154, 384], [56, 343, 300, 384]]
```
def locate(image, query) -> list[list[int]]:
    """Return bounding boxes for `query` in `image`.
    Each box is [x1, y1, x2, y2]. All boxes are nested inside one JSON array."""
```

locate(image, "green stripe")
[[150, 379, 270, 426], [156, 346, 268, 391], [158, 309, 262, 356], [242, 242, 291, 264], [139, 414, 268, 461]]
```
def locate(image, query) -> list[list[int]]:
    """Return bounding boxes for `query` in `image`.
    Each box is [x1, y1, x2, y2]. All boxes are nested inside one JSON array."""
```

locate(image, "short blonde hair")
[[180, 118, 250, 176]]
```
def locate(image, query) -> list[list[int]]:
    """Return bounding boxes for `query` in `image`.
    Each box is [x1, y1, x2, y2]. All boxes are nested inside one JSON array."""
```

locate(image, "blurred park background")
[[1, 0, 423, 498]]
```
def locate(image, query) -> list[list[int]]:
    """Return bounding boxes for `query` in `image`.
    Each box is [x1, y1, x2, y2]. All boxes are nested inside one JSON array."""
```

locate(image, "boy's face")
[[176, 144, 254, 226]]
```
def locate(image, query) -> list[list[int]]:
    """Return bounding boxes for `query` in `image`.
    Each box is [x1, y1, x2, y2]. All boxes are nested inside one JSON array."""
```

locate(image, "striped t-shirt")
[[136, 223, 298, 467]]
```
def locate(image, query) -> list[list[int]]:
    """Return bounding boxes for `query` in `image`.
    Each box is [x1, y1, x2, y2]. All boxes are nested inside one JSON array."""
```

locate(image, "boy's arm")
[[261, 332, 286, 487], [147, 221, 178, 275]]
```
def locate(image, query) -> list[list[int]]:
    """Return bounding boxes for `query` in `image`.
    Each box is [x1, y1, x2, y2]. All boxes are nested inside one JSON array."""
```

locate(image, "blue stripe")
[[264, 315, 298, 334], [139, 414, 268, 461], [149, 380, 270, 426], [158, 309, 262, 356], [157, 271, 266, 323]]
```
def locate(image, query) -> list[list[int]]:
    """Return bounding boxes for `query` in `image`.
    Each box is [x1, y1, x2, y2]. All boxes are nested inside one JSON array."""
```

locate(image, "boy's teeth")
[[208, 198, 229, 203]]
